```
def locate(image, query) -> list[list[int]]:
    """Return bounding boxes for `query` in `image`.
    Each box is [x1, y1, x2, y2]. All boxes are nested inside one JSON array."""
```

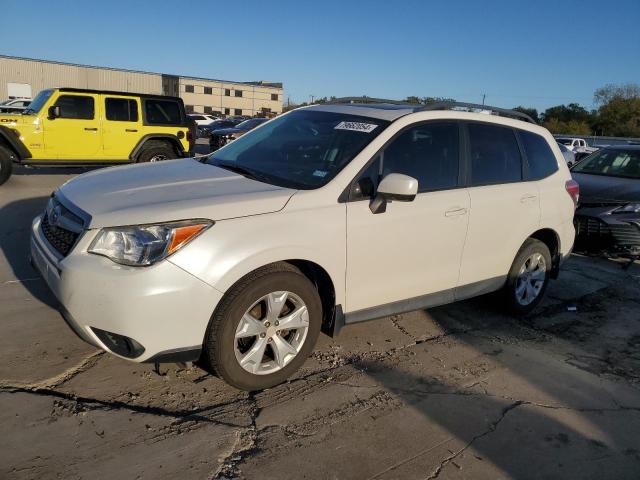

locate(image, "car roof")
[[305, 103, 417, 121]]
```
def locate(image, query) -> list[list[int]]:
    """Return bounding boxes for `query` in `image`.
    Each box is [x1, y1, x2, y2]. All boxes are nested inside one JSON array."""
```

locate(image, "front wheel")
[[0, 145, 15, 186], [202, 263, 322, 391], [503, 238, 551, 315]]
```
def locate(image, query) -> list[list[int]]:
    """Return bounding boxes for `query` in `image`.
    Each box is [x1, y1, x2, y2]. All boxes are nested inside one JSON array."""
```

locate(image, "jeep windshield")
[[22, 89, 53, 114], [206, 110, 389, 189]]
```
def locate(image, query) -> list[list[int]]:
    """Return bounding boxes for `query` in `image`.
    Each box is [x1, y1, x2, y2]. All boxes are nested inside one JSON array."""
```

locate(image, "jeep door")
[[43, 93, 101, 159], [456, 122, 540, 296], [345, 122, 470, 313], [101, 95, 141, 159]]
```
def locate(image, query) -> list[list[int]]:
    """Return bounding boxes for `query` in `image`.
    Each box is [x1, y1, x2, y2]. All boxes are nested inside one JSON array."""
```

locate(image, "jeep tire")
[[136, 141, 177, 163], [0, 145, 15, 186]]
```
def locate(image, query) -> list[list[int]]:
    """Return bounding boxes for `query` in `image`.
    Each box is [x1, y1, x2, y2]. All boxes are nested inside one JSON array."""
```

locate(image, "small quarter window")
[[519, 130, 558, 180]]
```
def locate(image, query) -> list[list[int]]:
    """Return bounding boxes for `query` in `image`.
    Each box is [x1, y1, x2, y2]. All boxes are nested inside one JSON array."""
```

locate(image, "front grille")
[[574, 215, 640, 253], [41, 213, 79, 256]]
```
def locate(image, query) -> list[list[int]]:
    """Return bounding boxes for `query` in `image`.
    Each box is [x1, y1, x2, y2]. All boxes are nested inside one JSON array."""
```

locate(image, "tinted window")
[[144, 99, 182, 124], [519, 130, 558, 180], [382, 123, 459, 192], [54, 95, 94, 119], [105, 98, 138, 122], [468, 123, 522, 185], [207, 110, 389, 189]]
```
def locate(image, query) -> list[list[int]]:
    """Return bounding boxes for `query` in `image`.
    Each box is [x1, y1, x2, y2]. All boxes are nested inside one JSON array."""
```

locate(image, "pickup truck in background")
[[556, 137, 598, 162]]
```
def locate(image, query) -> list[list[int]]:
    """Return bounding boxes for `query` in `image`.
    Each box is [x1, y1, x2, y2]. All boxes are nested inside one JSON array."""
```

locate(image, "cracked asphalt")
[[2, 157, 640, 479]]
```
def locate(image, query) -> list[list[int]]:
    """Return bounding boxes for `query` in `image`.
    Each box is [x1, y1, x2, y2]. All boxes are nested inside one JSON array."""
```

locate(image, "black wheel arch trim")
[[0, 125, 31, 159], [129, 134, 186, 160], [144, 346, 202, 364]]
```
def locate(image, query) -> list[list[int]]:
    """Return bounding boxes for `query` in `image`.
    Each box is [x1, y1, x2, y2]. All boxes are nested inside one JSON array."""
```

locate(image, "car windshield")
[[572, 149, 640, 179], [206, 110, 389, 189], [22, 89, 53, 114]]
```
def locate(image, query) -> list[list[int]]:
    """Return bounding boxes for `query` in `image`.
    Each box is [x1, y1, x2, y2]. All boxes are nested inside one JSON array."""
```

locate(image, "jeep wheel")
[[202, 263, 322, 391], [503, 238, 551, 316], [137, 141, 177, 163], [0, 145, 15, 186]]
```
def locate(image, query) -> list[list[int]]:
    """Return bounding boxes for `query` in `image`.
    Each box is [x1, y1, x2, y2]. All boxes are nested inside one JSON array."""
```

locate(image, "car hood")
[[572, 172, 640, 204], [58, 158, 296, 228]]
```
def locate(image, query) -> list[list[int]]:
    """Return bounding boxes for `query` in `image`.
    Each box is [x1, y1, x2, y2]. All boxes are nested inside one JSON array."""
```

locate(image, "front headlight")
[[613, 203, 640, 214], [88, 220, 212, 266]]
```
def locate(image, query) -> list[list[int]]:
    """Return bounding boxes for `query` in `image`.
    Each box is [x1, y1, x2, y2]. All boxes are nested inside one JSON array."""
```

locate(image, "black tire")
[[0, 145, 15, 186], [503, 238, 552, 316], [202, 262, 322, 391], [136, 141, 177, 163]]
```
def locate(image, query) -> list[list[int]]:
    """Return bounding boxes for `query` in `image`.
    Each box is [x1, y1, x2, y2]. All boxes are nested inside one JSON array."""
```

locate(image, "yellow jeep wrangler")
[[0, 88, 193, 186]]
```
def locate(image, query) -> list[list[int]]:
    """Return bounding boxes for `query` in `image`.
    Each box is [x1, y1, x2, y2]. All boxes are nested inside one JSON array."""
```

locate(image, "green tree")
[[592, 83, 640, 137], [541, 103, 592, 124]]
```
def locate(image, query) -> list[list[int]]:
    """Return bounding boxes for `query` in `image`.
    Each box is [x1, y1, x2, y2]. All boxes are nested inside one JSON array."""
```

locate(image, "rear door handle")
[[125, 129, 138, 132], [520, 194, 537, 203], [445, 207, 468, 217], [84, 127, 98, 131]]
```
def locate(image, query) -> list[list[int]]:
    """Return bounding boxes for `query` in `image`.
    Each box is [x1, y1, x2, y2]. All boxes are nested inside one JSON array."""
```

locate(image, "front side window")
[[105, 98, 138, 122], [206, 110, 389, 189], [519, 130, 558, 180], [468, 123, 522, 186], [382, 122, 460, 192], [53, 95, 94, 119], [144, 99, 182, 124], [572, 149, 640, 179]]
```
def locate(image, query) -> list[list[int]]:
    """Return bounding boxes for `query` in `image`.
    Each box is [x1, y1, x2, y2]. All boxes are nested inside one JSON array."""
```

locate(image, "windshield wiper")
[[213, 162, 265, 182]]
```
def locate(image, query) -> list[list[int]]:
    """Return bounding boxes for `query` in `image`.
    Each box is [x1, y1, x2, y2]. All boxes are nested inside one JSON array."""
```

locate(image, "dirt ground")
[[1, 156, 640, 479]]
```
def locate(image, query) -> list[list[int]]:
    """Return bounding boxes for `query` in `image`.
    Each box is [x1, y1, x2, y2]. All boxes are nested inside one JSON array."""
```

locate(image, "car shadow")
[[0, 196, 58, 308], [356, 294, 640, 478]]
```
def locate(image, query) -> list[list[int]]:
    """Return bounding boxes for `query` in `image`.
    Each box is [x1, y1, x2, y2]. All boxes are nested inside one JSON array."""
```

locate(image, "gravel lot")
[[1, 152, 640, 479]]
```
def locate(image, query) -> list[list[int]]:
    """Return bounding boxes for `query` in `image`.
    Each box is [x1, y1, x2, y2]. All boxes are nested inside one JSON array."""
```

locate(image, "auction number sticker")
[[334, 121, 378, 133]]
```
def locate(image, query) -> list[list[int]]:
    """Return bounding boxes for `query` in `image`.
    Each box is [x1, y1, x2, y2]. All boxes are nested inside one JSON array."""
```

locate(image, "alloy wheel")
[[234, 291, 310, 375], [515, 253, 547, 306]]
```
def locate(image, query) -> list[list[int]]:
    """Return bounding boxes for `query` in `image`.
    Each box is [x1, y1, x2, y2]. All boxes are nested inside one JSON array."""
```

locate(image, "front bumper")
[[574, 209, 640, 257], [30, 215, 223, 363]]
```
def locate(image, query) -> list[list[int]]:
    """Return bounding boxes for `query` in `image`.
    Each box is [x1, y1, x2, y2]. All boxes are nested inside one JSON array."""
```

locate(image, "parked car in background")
[[571, 146, 640, 264], [197, 118, 242, 138], [188, 113, 221, 126], [209, 117, 269, 150], [0, 98, 31, 113], [557, 142, 576, 167], [0, 88, 192, 186], [556, 137, 598, 162], [29, 100, 576, 390]]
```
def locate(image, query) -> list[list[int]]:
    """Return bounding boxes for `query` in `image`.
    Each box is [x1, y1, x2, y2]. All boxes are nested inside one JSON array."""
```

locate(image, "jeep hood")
[[58, 158, 296, 228]]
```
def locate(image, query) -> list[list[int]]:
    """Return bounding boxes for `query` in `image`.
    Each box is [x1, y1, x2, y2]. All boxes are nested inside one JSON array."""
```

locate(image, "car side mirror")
[[369, 173, 418, 214], [48, 105, 61, 119]]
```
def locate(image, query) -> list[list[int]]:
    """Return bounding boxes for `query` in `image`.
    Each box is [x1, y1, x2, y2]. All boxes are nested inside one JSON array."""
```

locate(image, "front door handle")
[[520, 194, 537, 203], [445, 207, 468, 217], [84, 127, 98, 131]]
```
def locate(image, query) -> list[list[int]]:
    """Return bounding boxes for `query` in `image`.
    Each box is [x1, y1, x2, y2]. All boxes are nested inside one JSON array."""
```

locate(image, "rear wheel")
[[136, 141, 177, 163], [202, 263, 322, 391], [503, 238, 551, 315], [0, 145, 15, 186]]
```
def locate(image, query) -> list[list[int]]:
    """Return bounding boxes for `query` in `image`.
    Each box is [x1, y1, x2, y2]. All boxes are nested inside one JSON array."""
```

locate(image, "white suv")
[[30, 100, 578, 390]]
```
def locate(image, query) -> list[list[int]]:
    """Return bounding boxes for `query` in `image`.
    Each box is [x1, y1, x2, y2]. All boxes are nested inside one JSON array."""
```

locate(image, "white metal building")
[[0, 55, 283, 117]]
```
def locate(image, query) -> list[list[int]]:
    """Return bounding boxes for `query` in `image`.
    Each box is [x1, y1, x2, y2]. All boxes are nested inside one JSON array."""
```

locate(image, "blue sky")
[[2, 0, 639, 112]]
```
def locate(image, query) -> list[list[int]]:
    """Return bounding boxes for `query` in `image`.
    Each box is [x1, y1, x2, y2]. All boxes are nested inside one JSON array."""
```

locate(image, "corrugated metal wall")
[[0, 57, 162, 97]]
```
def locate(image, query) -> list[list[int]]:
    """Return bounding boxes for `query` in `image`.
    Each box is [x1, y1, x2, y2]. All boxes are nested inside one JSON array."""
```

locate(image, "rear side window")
[[468, 123, 522, 186], [54, 95, 94, 120], [144, 99, 182, 125], [105, 98, 138, 122], [519, 130, 558, 180], [382, 122, 460, 192]]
